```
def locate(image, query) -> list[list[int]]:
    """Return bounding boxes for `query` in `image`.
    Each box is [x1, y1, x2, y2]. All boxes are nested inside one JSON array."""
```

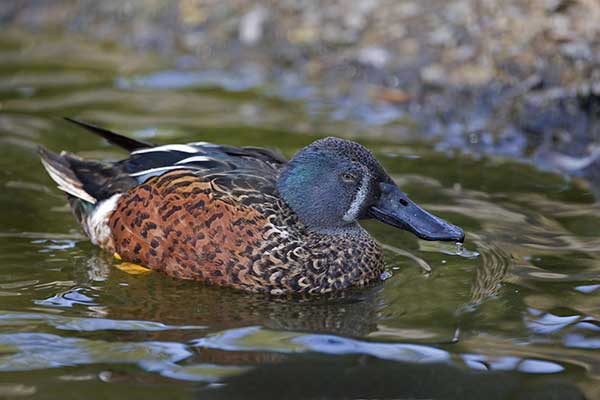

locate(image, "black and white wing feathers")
[[44, 119, 288, 202]]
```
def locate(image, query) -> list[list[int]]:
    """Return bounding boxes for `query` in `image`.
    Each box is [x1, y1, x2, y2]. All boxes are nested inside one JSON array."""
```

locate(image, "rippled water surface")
[[1, 31, 599, 399]]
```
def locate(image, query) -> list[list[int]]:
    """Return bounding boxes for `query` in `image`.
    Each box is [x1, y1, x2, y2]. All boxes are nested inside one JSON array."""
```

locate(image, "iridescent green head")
[[277, 137, 464, 241]]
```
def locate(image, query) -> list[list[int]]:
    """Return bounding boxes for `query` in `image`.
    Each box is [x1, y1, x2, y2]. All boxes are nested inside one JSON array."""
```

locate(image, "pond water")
[[1, 30, 599, 399]]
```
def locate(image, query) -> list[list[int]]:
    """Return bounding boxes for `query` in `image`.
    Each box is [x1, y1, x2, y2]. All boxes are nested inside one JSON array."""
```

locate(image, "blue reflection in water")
[[193, 327, 567, 375], [0, 333, 191, 371], [291, 334, 449, 363], [0, 333, 246, 382], [34, 287, 97, 307], [526, 308, 580, 335], [575, 284, 600, 294], [564, 333, 600, 349], [117, 69, 263, 92], [0, 311, 205, 332], [32, 239, 77, 253]]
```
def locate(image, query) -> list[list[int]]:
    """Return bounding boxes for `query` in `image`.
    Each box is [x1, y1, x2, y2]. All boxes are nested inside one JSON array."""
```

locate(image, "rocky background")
[[3, 0, 600, 191]]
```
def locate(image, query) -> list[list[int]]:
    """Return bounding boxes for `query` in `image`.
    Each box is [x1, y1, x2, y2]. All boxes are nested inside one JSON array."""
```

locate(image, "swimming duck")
[[39, 119, 464, 295]]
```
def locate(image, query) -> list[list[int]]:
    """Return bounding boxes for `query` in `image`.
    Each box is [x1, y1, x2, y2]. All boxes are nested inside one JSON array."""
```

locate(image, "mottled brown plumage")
[[38, 119, 463, 295], [109, 170, 384, 294]]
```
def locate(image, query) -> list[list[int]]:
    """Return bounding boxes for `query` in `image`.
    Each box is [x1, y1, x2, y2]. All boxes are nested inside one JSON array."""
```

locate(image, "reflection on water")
[[0, 30, 599, 399]]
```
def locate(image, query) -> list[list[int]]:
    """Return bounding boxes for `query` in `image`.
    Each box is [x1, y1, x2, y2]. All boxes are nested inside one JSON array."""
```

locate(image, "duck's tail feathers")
[[39, 146, 127, 247], [63, 117, 155, 152], [38, 146, 97, 204]]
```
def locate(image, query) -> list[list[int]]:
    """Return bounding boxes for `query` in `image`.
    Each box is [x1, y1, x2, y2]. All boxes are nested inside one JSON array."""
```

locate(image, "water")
[[1, 30, 599, 399]]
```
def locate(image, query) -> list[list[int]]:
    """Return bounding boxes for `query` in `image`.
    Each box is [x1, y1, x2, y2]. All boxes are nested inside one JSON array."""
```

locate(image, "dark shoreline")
[[3, 0, 599, 193]]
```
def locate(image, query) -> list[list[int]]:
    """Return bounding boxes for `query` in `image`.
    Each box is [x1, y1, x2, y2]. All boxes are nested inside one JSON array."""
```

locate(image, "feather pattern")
[[38, 147, 97, 204], [39, 120, 388, 294], [108, 170, 383, 294]]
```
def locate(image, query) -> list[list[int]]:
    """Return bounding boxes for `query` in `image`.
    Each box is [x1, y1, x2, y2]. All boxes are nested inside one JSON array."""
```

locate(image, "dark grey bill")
[[368, 182, 465, 242]]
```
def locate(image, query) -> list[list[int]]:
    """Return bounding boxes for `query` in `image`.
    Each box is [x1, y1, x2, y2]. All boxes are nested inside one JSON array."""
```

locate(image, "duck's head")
[[277, 137, 464, 242]]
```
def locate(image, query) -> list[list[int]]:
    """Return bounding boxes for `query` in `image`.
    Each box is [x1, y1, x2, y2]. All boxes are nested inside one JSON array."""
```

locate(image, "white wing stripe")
[[131, 144, 201, 155], [188, 141, 218, 147], [175, 156, 212, 164], [129, 166, 191, 177]]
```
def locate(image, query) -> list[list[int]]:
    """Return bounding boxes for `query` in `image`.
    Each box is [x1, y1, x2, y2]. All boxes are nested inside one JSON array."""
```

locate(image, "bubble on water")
[[380, 271, 392, 281], [455, 242, 464, 255], [98, 371, 112, 382], [417, 241, 479, 259]]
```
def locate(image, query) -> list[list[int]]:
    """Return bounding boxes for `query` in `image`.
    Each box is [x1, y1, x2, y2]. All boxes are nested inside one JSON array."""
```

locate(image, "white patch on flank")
[[131, 144, 201, 155], [343, 174, 370, 222], [175, 156, 212, 164], [40, 158, 97, 204], [87, 194, 122, 245]]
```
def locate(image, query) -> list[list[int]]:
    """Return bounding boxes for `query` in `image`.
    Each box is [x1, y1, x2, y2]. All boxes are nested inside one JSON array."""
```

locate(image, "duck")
[[39, 118, 464, 295]]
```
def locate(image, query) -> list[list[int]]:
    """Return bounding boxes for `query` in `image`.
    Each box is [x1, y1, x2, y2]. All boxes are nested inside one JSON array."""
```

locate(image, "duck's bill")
[[368, 183, 465, 243]]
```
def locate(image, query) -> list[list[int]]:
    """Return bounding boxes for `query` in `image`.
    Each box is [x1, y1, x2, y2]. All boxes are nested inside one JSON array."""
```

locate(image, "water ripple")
[[192, 326, 572, 375], [0, 311, 206, 332]]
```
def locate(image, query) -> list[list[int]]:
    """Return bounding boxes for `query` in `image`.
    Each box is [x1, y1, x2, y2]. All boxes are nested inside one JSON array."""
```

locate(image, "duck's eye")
[[340, 172, 357, 183]]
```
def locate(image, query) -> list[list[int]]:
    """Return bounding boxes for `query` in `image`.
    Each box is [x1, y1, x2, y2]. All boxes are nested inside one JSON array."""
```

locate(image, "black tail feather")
[[64, 117, 154, 152], [39, 145, 138, 202]]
